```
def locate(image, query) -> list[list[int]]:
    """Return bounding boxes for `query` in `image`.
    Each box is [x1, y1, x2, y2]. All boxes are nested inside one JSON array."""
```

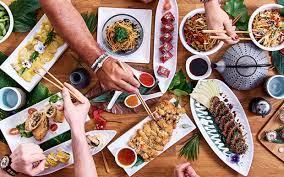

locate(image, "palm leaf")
[[81, 12, 98, 34], [179, 132, 200, 161]]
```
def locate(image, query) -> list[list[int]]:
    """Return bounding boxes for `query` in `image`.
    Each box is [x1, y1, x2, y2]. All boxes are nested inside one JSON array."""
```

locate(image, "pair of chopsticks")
[[117, 61, 156, 121], [35, 67, 82, 103], [203, 30, 251, 41]]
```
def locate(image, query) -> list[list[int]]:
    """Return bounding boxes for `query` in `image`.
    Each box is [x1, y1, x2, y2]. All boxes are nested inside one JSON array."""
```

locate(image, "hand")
[[173, 163, 198, 177], [96, 57, 140, 93], [62, 83, 90, 131], [204, 0, 239, 44], [10, 143, 45, 176]]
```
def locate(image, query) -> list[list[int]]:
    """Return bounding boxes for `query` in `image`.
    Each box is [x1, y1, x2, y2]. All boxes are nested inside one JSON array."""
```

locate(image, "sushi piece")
[[25, 111, 45, 132], [160, 33, 173, 43], [160, 51, 173, 63], [86, 135, 100, 148], [159, 42, 173, 53], [161, 12, 175, 24], [161, 23, 174, 33], [157, 66, 170, 78], [32, 116, 49, 141]]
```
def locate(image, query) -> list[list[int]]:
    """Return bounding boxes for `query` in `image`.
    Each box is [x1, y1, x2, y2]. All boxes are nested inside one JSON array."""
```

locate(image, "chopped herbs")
[[179, 133, 200, 161], [44, 29, 56, 46], [29, 51, 39, 62], [16, 122, 33, 138], [114, 27, 129, 43]]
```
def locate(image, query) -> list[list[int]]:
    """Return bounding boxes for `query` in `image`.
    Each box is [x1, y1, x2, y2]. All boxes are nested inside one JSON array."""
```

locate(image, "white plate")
[[36, 130, 117, 176], [248, 4, 284, 51], [0, 15, 68, 92], [108, 99, 196, 176], [190, 79, 253, 176], [97, 7, 152, 63], [0, 92, 89, 152], [153, 0, 178, 93], [179, 8, 224, 56]]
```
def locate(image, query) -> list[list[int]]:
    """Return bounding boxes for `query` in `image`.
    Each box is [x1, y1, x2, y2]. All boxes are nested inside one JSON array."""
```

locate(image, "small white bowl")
[[265, 75, 284, 99], [0, 87, 26, 111], [0, 1, 14, 44], [179, 8, 224, 56], [186, 55, 212, 80], [115, 147, 137, 169], [248, 4, 284, 51]]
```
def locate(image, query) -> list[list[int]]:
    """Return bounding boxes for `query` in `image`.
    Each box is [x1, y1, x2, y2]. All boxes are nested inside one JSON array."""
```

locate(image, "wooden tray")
[[258, 102, 284, 162]]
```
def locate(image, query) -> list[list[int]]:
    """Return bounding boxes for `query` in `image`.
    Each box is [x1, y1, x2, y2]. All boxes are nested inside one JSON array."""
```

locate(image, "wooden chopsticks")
[[35, 67, 82, 103], [202, 30, 250, 34], [209, 36, 251, 41], [117, 61, 156, 120]]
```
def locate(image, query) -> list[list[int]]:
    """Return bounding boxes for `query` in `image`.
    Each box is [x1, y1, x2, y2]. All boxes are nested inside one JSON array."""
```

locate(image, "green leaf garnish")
[[81, 12, 98, 33], [44, 29, 56, 46], [16, 122, 33, 138], [168, 70, 193, 97], [179, 133, 200, 161], [114, 27, 129, 43], [49, 94, 62, 103]]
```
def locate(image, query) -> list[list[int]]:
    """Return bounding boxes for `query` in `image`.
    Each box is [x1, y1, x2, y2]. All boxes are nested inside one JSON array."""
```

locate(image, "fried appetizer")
[[86, 135, 100, 148], [45, 105, 57, 119], [32, 116, 49, 141], [128, 100, 185, 161], [25, 111, 45, 132], [53, 110, 65, 123]]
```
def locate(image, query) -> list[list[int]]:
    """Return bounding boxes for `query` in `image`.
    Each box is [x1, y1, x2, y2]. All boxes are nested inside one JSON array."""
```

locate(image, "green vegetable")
[[49, 94, 62, 103], [9, 0, 41, 32], [81, 12, 98, 33], [223, 0, 250, 31], [44, 29, 56, 46], [39, 130, 71, 151], [25, 83, 52, 107], [272, 50, 284, 75], [114, 27, 129, 43], [179, 133, 200, 161], [29, 51, 39, 62], [16, 122, 33, 138], [168, 70, 193, 97], [0, 4, 9, 39]]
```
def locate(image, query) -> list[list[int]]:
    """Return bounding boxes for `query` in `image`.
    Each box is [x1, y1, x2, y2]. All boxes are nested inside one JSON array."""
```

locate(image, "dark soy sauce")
[[189, 58, 208, 76]]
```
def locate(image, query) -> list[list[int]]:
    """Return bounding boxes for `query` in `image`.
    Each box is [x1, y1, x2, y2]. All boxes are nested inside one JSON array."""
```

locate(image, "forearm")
[[71, 129, 98, 177], [0, 169, 12, 177], [39, 0, 104, 66]]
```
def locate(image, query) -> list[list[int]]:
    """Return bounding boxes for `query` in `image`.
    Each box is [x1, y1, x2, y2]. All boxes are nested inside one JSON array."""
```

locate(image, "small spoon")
[[131, 67, 155, 88], [107, 91, 122, 110], [124, 92, 163, 108]]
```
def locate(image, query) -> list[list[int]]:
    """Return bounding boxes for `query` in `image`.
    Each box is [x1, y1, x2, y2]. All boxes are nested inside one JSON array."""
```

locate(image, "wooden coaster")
[[258, 102, 284, 162]]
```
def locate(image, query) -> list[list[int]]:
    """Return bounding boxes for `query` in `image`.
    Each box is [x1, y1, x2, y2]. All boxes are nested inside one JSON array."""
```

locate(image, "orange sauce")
[[125, 95, 139, 107], [117, 148, 136, 166]]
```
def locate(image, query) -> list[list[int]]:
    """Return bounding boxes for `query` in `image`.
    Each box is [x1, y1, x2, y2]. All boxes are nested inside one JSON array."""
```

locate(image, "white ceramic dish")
[[36, 130, 117, 176], [115, 147, 137, 169], [108, 99, 196, 176], [248, 4, 284, 51], [0, 92, 89, 152], [265, 75, 284, 99], [153, 0, 178, 93], [190, 79, 254, 176], [97, 7, 152, 64], [0, 87, 26, 111], [0, 14, 68, 92], [185, 55, 212, 80], [179, 8, 224, 56], [0, 1, 14, 43]]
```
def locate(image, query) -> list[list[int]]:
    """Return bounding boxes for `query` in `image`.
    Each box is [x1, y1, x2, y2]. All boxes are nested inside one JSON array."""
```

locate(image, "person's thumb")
[[62, 87, 73, 108]]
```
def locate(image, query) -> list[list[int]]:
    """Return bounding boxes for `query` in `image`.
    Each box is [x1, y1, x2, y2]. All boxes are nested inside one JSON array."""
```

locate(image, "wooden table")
[[0, 0, 283, 176]]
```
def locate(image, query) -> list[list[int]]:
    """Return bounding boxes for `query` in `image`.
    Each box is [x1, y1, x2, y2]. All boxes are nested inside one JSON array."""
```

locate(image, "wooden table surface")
[[0, 0, 284, 177]]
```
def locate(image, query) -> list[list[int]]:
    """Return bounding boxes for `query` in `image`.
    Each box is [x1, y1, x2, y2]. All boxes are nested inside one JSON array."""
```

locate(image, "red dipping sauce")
[[139, 73, 154, 87], [117, 148, 136, 166]]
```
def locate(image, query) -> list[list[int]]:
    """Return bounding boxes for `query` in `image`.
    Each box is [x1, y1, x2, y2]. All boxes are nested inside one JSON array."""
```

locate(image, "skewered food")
[[86, 135, 100, 148], [128, 100, 185, 161], [32, 116, 49, 141], [25, 111, 45, 132], [183, 13, 219, 52], [252, 9, 284, 47]]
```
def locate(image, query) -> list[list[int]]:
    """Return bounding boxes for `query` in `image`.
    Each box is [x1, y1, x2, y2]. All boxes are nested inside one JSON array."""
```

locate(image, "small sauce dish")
[[0, 87, 26, 111], [186, 55, 212, 80], [265, 75, 284, 99], [115, 147, 137, 169]]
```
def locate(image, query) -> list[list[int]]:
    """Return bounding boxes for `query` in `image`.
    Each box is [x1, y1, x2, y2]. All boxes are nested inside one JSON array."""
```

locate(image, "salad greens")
[[16, 122, 33, 138], [114, 27, 129, 43], [168, 70, 193, 97], [0, 4, 9, 40], [81, 12, 98, 33], [223, 0, 250, 30], [49, 94, 62, 103], [9, 0, 41, 32]]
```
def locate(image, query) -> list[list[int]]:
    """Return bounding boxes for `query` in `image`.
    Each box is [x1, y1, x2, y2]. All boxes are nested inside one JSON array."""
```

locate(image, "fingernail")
[[234, 36, 239, 40]]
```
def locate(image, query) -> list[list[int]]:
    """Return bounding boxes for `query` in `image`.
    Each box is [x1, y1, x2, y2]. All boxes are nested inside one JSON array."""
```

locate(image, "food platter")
[[0, 92, 89, 152], [153, 0, 178, 93], [97, 7, 152, 63], [36, 130, 117, 176], [190, 79, 253, 176], [0, 15, 68, 92], [108, 99, 196, 176]]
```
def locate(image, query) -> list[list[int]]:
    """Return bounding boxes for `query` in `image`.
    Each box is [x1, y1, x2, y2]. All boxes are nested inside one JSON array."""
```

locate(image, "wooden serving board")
[[258, 102, 284, 162]]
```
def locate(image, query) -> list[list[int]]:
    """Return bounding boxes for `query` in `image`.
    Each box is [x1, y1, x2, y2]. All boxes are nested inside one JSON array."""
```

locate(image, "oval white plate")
[[153, 0, 178, 93], [190, 79, 253, 176], [36, 130, 117, 176]]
